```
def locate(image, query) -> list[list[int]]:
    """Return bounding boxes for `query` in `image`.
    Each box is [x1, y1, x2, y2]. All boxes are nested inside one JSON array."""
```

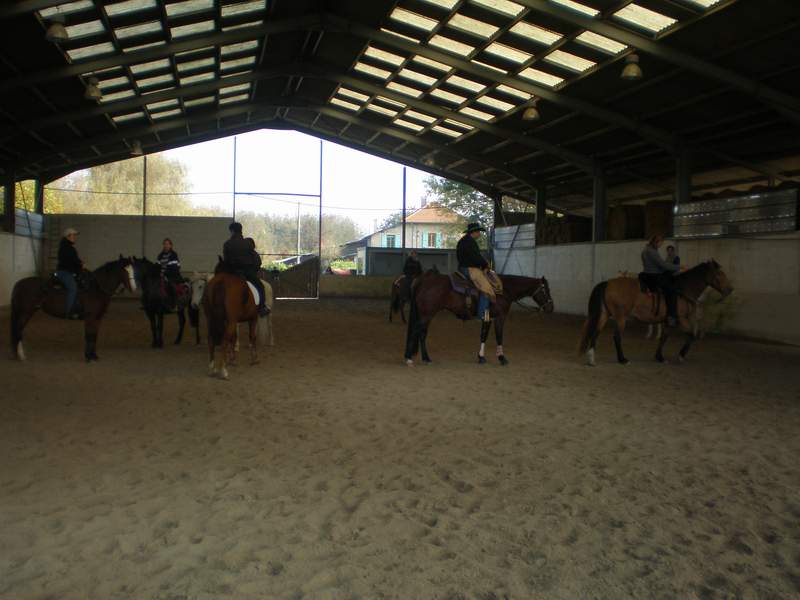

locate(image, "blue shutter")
[[436, 232, 442, 248]]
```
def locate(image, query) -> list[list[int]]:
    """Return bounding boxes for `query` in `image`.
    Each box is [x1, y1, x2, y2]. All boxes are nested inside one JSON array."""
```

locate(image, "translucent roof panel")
[[222, 22, 264, 32], [111, 111, 146, 123], [398, 68, 438, 86], [444, 119, 473, 131], [219, 93, 249, 105], [519, 67, 565, 87], [495, 84, 531, 100], [412, 55, 452, 72], [65, 20, 105, 39], [180, 72, 215, 85], [130, 58, 170, 74], [429, 88, 467, 105], [39, 1, 94, 18], [364, 47, 405, 66], [337, 88, 370, 102], [330, 97, 361, 111], [221, 56, 257, 71], [380, 28, 420, 43], [459, 106, 495, 121], [151, 108, 182, 119], [99, 89, 136, 103], [448, 14, 500, 39], [122, 42, 164, 53], [510, 22, 562, 46], [446, 74, 486, 93], [613, 4, 677, 33], [429, 35, 475, 56], [221, 40, 259, 55], [386, 82, 424, 98], [484, 42, 532, 64], [405, 110, 437, 123], [431, 125, 462, 137], [221, 83, 251, 94], [684, 0, 723, 7], [104, 0, 157, 17], [550, 0, 599, 17], [66, 42, 116, 62], [389, 8, 437, 31], [575, 31, 627, 55], [147, 99, 179, 110], [476, 95, 515, 111], [354, 62, 392, 79], [394, 119, 425, 132], [470, 0, 525, 18], [137, 73, 174, 88], [165, 0, 214, 17], [544, 49, 596, 73], [171, 20, 215, 39], [177, 57, 216, 72], [365, 104, 398, 117], [420, 0, 459, 9], [472, 60, 507, 74], [97, 76, 129, 89], [221, 0, 267, 17], [116, 21, 163, 40], [184, 96, 215, 107], [376, 96, 406, 108]]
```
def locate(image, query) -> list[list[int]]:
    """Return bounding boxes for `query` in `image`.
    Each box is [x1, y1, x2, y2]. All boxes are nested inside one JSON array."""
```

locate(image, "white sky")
[[161, 129, 430, 235]]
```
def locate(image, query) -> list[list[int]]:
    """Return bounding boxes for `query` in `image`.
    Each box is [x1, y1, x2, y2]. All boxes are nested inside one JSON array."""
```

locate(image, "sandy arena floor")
[[1, 298, 799, 600]]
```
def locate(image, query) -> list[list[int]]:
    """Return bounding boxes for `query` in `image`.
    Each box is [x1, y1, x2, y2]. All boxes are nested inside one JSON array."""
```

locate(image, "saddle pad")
[[246, 281, 261, 306], [449, 273, 476, 296]]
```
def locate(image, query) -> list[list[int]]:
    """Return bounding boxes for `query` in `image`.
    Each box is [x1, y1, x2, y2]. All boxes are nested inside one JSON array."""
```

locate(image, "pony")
[[579, 260, 733, 366], [131, 257, 199, 348], [404, 272, 554, 366], [10, 256, 137, 362]]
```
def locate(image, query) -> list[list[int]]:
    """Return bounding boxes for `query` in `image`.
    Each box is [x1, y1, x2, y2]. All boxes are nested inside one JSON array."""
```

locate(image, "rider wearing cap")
[[457, 222, 497, 321], [223, 222, 268, 317], [55, 227, 83, 318]]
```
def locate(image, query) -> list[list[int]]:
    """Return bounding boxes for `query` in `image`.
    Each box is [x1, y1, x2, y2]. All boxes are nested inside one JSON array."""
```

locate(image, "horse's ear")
[[119, 253, 124, 261]]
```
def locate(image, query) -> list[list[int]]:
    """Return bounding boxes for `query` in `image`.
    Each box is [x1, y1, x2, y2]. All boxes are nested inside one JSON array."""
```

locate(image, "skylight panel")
[[65, 20, 105, 39], [166, 0, 214, 17], [519, 67, 564, 87], [221, 0, 266, 17], [430, 88, 467, 104], [147, 99, 179, 110], [429, 35, 475, 56], [184, 96, 215, 107], [389, 8, 437, 31], [387, 82, 424, 98], [338, 88, 370, 102], [376, 96, 406, 108], [130, 59, 170, 74], [394, 119, 425, 132], [575, 31, 627, 54], [330, 97, 361, 111], [115, 21, 162, 39], [177, 57, 215, 72], [484, 42, 532, 64], [354, 62, 391, 80], [444, 118, 473, 131], [472, 60, 508, 74], [122, 42, 164, 53], [171, 20, 215, 39], [219, 94, 249, 105], [613, 4, 677, 33], [510, 22, 562, 46], [413, 55, 451, 72], [222, 22, 264, 32], [99, 89, 136, 103], [446, 75, 485, 93], [221, 40, 259, 55], [684, 0, 723, 7], [364, 47, 405, 66], [459, 106, 495, 121], [550, 0, 599, 17], [112, 111, 145, 123], [470, 0, 525, 17], [421, 0, 459, 9], [496, 84, 531, 100], [448, 14, 499, 38], [137, 73, 174, 88], [432, 125, 462, 137], [476, 95, 515, 111], [380, 28, 420, 43], [398, 68, 438, 86], [544, 49, 595, 72], [66, 42, 115, 62], [180, 72, 215, 85], [365, 104, 398, 117], [405, 110, 437, 123], [104, 0, 156, 17], [98, 76, 129, 89], [151, 108, 182, 119], [222, 83, 251, 94], [39, 1, 94, 18], [221, 56, 256, 71]]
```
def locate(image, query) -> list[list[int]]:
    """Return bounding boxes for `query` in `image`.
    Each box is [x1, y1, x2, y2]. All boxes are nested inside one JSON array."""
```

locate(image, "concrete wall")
[[0, 232, 42, 306], [495, 233, 800, 345], [319, 275, 394, 298], [45, 215, 231, 273]]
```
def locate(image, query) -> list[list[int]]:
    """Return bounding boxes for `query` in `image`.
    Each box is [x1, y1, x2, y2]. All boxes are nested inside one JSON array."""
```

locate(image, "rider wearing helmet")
[[641, 235, 681, 327]]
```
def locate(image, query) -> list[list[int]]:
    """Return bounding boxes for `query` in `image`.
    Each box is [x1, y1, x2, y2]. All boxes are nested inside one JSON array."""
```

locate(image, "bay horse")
[[10, 256, 137, 362], [132, 257, 199, 348], [579, 260, 733, 366], [389, 267, 439, 323], [404, 273, 554, 366]]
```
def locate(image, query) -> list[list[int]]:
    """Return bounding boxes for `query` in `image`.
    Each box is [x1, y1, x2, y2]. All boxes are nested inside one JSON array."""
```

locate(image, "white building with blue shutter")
[[367, 204, 462, 250]]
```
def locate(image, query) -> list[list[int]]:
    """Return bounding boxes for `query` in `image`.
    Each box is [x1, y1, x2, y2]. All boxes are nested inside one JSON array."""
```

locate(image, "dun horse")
[[405, 273, 554, 366], [10, 256, 137, 362], [579, 260, 733, 366]]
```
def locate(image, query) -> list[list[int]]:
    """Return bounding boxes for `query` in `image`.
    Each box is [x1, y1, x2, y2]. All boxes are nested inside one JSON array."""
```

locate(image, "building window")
[[427, 232, 437, 248], [386, 234, 396, 248]]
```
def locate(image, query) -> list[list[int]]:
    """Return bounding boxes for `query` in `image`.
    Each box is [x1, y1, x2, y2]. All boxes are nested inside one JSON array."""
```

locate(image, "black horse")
[[132, 257, 198, 348]]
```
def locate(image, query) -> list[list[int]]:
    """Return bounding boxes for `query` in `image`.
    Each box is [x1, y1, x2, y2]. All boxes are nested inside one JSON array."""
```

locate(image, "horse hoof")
[[498, 355, 509, 366], [655, 355, 665, 363], [422, 358, 432, 365], [678, 354, 686, 364], [478, 356, 487, 364], [405, 359, 414, 367], [619, 358, 629, 365]]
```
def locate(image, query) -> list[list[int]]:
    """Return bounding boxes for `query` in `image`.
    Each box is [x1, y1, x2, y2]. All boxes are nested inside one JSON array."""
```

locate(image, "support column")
[[2, 176, 15, 233], [141, 155, 147, 258], [401, 166, 407, 261], [34, 179, 45, 214], [592, 167, 606, 243], [535, 186, 547, 246], [492, 193, 505, 227]]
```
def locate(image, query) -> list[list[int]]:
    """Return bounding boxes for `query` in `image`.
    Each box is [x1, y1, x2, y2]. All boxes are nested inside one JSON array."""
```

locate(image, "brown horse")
[[579, 260, 733, 366], [203, 269, 268, 380], [404, 273, 554, 366], [10, 256, 137, 362], [389, 275, 410, 323]]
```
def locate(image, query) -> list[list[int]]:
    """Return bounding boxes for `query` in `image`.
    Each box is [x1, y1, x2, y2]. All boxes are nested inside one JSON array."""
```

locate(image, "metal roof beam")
[[517, 0, 800, 125]]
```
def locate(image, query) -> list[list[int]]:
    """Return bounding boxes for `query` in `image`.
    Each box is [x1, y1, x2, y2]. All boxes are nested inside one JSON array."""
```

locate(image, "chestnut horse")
[[579, 260, 733, 366], [404, 273, 554, 366], [10, 256, 137, 362]]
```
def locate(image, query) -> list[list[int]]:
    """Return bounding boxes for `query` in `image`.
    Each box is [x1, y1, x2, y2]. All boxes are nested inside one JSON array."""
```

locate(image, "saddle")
[[48, 272, 89, 291], [449, 271, 479, 297]]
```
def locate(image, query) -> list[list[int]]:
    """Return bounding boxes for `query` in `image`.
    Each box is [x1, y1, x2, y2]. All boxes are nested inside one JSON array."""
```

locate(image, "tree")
[[378, 211, 403, 231], [423, 176, 535, 227]]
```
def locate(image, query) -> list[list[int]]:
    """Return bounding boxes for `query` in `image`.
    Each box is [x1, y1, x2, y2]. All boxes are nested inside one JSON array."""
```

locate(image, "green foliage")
[[329, 259, 356, 270], [423, 176, 488, 226]]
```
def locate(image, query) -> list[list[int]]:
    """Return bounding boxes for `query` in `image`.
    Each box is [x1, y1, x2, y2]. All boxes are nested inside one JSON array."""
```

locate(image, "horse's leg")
[[156, 311, 165, 349], [478, 320, 491, 364], [678, 332, 696, 362], [587, 312, 608, 367], [400, 300, 406, 324], [248, 319, 258, 365], [655, 325, 669, 363], [419, 319, 432, 364], [11, 304, 38, 361], [174, 308, 185, 345], [207, 333, 216, 376], [495, 314, 508, 366], [84, 317, 100, 362], [267, 313, 274, 346], [147, 309, 158, 348], [645, 324, 653, 339], [612, 318, 629, 365]]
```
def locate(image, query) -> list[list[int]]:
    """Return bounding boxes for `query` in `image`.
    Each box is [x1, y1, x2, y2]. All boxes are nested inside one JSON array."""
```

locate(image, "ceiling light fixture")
[[130, 140, 144, 156], [621, 53, 643, 80], [45, 13, 69, 43], [422, 156, 435, 167], [84, 77, 102, 100], [522, 99, 540, 121]]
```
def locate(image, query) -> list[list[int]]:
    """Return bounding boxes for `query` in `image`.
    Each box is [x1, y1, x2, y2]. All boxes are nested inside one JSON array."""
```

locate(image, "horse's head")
[[117, 254, 137, 294], [190, 277, 207, 309], [706, 259, 733, 299], [530, 277, 554, 313]]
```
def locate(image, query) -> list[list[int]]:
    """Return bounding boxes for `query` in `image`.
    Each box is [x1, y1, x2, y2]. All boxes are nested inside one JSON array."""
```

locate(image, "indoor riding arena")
[[1, 2, 799, 600]]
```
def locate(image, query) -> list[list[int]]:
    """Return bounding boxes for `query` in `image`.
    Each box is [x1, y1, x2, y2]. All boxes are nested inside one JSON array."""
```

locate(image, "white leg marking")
[[405, 359, 414, 367], [17, 342, 26, 361], [587, 348, 596, 366], [479, 342, 486, 358], [496, 344, 504, 357]]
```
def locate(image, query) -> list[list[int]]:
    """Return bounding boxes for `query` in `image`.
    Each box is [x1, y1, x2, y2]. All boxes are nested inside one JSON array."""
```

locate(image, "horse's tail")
[[578, 281, 608, 355], [209, 280, 226, 347], [404, 278, 421, 358]]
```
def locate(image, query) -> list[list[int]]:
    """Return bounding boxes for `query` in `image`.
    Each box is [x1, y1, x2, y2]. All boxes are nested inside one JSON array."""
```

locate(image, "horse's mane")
[[93, 258, 125, 274], [675, 260, 716, 282]]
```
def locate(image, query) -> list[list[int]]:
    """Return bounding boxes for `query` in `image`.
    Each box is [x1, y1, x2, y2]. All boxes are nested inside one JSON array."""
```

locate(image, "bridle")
[[515, 281, 553, 312]]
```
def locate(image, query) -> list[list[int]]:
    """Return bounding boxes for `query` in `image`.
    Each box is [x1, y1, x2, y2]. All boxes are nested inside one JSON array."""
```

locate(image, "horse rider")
[[641, 235, 681, 327], [222, 222, 268, 317], [157, 237, 183, 306], [402, 249, 423, 297], [457, 222, 497, 321], [55, 227, 83, 319], [666, 244, 680, 267]]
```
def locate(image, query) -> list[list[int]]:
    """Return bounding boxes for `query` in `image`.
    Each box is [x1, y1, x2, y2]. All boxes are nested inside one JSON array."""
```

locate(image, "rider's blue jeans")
[[460, 267, 489, 317], [55, 271, 77, 314]]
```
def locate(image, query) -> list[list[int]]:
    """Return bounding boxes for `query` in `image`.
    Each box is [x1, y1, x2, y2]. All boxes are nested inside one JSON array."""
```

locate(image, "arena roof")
[[0, 0, 798, 211]]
